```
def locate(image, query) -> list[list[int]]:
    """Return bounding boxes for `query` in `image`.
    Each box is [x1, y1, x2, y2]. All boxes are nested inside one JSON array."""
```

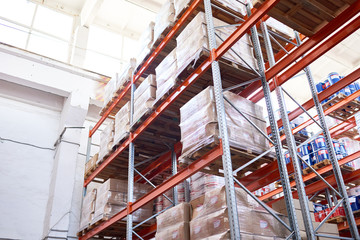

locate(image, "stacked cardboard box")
[[272, 198, 340, 240], [136, 22, 155, 68], [190, 186, 289, 239], [179, 86, 268, 164], [97, 121, 114, 164], [155, 202, 191, 240], [79, 188, 97, 231], [154, 0, 175, 43], [174, 0, 246, 19], [85, 153, 98, 177], [176, 12, 257, 75], [133, 74, 157, 124], [113, 102, 130, 146], [103, 76, 117, 109], [190, 172, 225, 200], [155, 48, 178, 101], [92, 178, 153, 224]]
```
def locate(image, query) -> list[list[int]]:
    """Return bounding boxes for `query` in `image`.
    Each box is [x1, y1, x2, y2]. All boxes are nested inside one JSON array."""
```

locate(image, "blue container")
[[324, 79, 332, 89], [313, 203, 324, 213], [354, 81, 360, 101], [340, 143, 348, 157], [316, 149, 329, 162], [307, 143, 317, 165], [313, 136, 326, 151], [284, 151, 291, 164], [350, 196, 360, 211], [333, 141, 341, 154], [349, 83, 357, 94], [328, 72, 341, 85], [316, 82, 324, 93]]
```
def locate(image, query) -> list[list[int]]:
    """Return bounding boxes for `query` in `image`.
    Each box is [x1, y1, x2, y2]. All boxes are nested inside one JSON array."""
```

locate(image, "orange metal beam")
[[338, 217, 360, 231], [135, 223, 157, 239], [258, 150, 360, 201], [79, 144, 223, 240], [89, 0, 202, 137]]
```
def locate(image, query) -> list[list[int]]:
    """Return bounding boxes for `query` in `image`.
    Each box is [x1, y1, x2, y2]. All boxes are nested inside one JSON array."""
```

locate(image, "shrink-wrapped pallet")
[[103, 77, 117, 108], [174, 0, 246, 19], [133, 74, 156, 124], [85, 153, 98, 177], [116, 58, 137, 91], [176, 12, 256, 74], [189, 186, 289, 239], [155, 48, 178, 101], [190, 172, 225, 200], [92, 179, 153, 224], [136, 22, 155, 68], [79, 188, 97, 231], [155, 202, 191, 240], [113, 102, 130, 146], [179, 86, 267, 164], [154, 0, 175, 44], [97, 121, 114, 164]]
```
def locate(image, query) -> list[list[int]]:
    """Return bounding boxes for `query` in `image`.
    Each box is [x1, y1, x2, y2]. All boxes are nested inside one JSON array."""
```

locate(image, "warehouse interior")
[[1, 0, 360, 239]]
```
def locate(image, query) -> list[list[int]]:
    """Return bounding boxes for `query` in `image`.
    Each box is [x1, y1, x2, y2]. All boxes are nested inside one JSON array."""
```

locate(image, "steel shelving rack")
[[80, 0, 360, 239]]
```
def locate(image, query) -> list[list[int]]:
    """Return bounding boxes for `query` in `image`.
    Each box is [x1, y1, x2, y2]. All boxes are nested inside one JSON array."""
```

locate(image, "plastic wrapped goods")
[[179, 86, 268, 163], [97, 121, 114, 164], [176, 12, 256, 74], [92, 179, 153, 224], [190, 173, 225, 200], [113, 102, 130, 145], [136, 22, 155, 67], [79, 188, 97, 231], [157, 202, 191, 231], [154, 0, 175, 43], [174, 0, 246, 19], [116, 58, 137, 92], [155, 48, 178, 101], [133, 75, 156, 124], [103, 76, 117, 108], [85, 153, 98, 176]]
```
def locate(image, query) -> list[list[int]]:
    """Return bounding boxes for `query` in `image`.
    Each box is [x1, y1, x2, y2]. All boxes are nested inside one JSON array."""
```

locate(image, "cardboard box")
[[157, 202, 191, 231], [271, 198, 314, 213], [190, 195, 205, 220], [155, 221, 190, 240]]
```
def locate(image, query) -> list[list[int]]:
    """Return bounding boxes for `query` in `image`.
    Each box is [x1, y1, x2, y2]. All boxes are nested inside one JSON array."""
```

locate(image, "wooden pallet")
[[253, 0, 356, 36], [322, 93, 360, 121], [302, 159, 331, 175]]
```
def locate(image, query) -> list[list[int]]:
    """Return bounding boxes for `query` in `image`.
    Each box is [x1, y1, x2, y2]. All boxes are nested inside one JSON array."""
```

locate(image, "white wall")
[[0, 96, 61, 239]]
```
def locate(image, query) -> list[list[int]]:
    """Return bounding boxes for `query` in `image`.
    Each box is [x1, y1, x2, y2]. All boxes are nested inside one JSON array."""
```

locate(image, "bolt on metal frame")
[[79, 0, 360, 239]]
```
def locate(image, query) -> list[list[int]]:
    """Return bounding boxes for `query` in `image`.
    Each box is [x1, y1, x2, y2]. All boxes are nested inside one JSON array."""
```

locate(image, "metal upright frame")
[[79, 0, 360, 239]]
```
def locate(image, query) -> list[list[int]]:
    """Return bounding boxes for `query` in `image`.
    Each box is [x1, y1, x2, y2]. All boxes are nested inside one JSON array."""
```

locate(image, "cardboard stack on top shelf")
[[179, 86, 268, 164], [190, 186, 289, 239], [154, 0, 175, 43], [79, 188, 97, 231], [155, 202, 191, 240], [136, 22, 155, 68], [92, 178, 153, 224], [176, 12, 257, 75], [102, 59, 136, 111], [174, 0, 246, 19], [97, 121, 114, 165], [133, 74, 156, 124], [113, 102, 130, 146], [272, 198, 340, 239], [155, 48, 178, 101]]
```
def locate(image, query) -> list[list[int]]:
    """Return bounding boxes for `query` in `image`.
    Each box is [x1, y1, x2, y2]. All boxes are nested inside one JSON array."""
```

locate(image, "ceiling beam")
[[80, 0, 104, 27]]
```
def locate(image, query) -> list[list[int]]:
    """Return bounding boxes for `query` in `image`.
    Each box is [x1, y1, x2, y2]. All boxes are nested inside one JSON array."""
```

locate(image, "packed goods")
[[190, 172, 225, 200], [174, 0, 246, 19], [92, 178, 153, 224], [133, 74, 156, 124], [155, 48, 178, 101], [113, 102, 130, 145], [97, 121, 114, 164], [79, 188, 97, 231], [85, 153, 98, 176], [179, 86, 268, 164], [154, 0, 175, 42], [176, 12, 257, 75], [155, 202, 191, 240], [190, 186, 289, 239], [136, 22, 155, 68], [102, 59, 137, 109], [155, 181, 186, 213]]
